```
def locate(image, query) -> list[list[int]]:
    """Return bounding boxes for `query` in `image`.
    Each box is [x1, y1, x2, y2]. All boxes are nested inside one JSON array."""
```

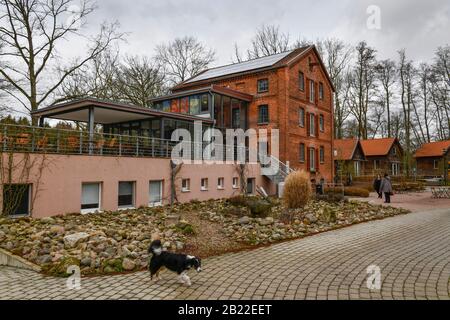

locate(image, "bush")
[[325, 187, 370, 198], [245, 198, 273, 217], [283, 170, 312, 209], [227, 195, 248, 207]]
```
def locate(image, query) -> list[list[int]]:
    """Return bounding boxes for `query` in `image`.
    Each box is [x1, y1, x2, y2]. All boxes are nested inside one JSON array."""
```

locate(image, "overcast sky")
[[73, 0, 450, 65]]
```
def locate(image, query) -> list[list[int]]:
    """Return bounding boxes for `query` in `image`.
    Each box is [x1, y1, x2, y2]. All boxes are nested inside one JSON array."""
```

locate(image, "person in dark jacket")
[[379, 174, 393, 203], [373, 175, 382, 199]]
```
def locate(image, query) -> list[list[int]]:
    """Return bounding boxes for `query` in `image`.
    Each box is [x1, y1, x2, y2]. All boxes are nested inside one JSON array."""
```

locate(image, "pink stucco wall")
[[1, 153, 272, 218]]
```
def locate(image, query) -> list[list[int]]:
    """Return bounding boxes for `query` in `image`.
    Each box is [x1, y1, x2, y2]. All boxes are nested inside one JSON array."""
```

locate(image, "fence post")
[[119, 136, 122, 156], [3, 126, 7, 151], [31, 127, 36, 152], [79, 131, 83, 154], [151, 138, 155, 157], [136, 137, 139, 157], [56, 130, 60, 153], [166, 140, 170, 158]]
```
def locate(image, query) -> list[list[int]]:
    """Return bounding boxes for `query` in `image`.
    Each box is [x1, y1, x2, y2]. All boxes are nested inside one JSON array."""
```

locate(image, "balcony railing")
[[0, 124, 249, 161]]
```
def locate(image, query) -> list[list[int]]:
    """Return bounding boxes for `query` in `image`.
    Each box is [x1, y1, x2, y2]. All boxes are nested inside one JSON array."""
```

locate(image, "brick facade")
[[173, 48, 335, 182]]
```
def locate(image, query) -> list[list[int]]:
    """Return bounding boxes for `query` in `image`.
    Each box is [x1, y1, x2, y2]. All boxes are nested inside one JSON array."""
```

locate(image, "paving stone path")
[[1, 208, 449, 300]]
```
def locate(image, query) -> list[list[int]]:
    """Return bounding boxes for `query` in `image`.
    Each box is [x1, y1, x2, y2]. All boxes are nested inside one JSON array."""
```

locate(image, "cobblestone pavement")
[[1, 208, 449, 300]]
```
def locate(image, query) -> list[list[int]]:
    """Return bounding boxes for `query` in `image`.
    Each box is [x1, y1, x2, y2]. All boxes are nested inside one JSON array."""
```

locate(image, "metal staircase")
[[260, 155, 294, 184]]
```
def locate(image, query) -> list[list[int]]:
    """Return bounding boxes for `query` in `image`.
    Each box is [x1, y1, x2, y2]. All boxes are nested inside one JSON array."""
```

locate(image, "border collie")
[[148, 240, 202, 286]]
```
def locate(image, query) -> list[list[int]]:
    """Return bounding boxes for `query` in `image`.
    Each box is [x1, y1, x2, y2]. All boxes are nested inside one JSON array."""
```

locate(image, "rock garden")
[[0, 171, 410, 277]]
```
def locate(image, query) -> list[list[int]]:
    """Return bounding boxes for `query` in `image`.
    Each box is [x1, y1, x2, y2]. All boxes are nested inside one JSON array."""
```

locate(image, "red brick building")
[[165, 46, 335, 181]]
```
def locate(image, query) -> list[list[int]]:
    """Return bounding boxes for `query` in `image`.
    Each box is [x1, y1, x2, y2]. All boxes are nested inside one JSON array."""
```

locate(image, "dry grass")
[[283, 170, 312, 209]]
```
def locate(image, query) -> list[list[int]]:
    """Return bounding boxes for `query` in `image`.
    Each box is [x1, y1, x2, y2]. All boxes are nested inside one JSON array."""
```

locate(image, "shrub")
[[325, 187, 370, 198], [283, 170, 312, 209], [245, 198, 273, 217], [227, 195, 248, 207]]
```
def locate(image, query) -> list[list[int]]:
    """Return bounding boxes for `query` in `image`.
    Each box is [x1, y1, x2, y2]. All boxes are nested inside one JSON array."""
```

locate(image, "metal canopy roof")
[[184, 50, 294, 84], [31, 98, 214, 125]]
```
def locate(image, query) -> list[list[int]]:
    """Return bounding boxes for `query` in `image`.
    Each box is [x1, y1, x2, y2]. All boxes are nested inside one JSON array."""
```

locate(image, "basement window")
[[201, 178, 209, 191], [2, 184, 31, 217], [217, 177, 225, 190], [149, 180, 163, 207], [182, 179, 191, 192], [118, 181, 135, 209], [81, 183, 101, 214]]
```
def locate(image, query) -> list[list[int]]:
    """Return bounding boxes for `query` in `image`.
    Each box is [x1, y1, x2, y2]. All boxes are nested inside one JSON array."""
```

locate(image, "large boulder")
[[122, 258, 136, 271], [63, 232, 90, 249]]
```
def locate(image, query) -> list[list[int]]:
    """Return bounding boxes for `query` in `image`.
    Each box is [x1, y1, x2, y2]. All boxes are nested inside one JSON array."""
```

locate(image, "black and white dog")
[[148, 240, 202, 286]]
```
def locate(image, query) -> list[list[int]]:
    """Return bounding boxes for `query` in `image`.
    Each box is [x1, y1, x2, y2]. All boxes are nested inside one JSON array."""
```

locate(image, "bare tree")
[[429, 46, 450, 140], [0, 0, 123, 124], [348, 41, 377, 139], [320, 39, 353, 138], [398, 50, 413, 175], [155, 36, 215, 85], [375, 59, 396, 137], [247, 25, 290, 59], [116, 56, 166, 106], [57, 49, 121, 102]]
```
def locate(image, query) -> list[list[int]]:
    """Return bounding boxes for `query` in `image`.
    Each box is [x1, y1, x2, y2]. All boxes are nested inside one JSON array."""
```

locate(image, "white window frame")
[[149, 180, 163, 207], [217, 177, 225, 190], [81, 182, 102, 215], [433, 160, 439, 170], [118, 181, 135, 210], [310, 114, 315, 137], [181, 179, 190, 193], [299, 108, 305, 127], [201, 178, 209, 191], [374, 160, 379, 170], [309, 80, 315, 103], [232, 177, 239, 189], [310, 148, 316, 172], [354, 161, 361, 176]]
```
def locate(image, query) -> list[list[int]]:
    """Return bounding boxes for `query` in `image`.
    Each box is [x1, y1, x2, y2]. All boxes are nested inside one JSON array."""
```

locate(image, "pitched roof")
[[173, 45, 335, 91], [360, 138, 398, 157], [414, 140, 450, 158], [334, 139, 359, 160], [184, 50, 295, 84]]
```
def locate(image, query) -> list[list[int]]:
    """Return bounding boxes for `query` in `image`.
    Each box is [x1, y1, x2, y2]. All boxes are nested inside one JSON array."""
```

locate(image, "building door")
[[247, 178, 255, 194]]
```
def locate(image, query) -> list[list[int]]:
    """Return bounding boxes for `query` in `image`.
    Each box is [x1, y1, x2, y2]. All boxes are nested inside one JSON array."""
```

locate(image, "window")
[[319, 82, 324, 100], [392, 147, 397, 155], [309, 114, 316, 137], [320, 146, 325, 164], [309, 80, 315, 103], [217, 177, 225, 190], [299, 108, 305, 127], [299, 72, 305, 91], [257, 79, 269, 93], [232, 108, 240, 128], [434, 160, 439, 170], [232, 177, 239, 189], [309, 148, 316, 172], [299, 143, 305, 163], [182, 179, 190, 192], [201, 94, 209, 113], [2, 184, 31, 216], [81, 183, 101, 214], [118, 181, 135, 208], [374, 160, 380, 170], [189, 95, 200, 115], [201, 178, 209, 191], [258, 105, 269, 124], [319, 115, 324, 132], [149, 181, 163, 207]]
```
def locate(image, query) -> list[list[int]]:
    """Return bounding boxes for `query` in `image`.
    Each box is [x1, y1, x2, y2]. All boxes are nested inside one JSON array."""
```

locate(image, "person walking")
[[380, 174, 393, 204], [373, 175, 382, 199]]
